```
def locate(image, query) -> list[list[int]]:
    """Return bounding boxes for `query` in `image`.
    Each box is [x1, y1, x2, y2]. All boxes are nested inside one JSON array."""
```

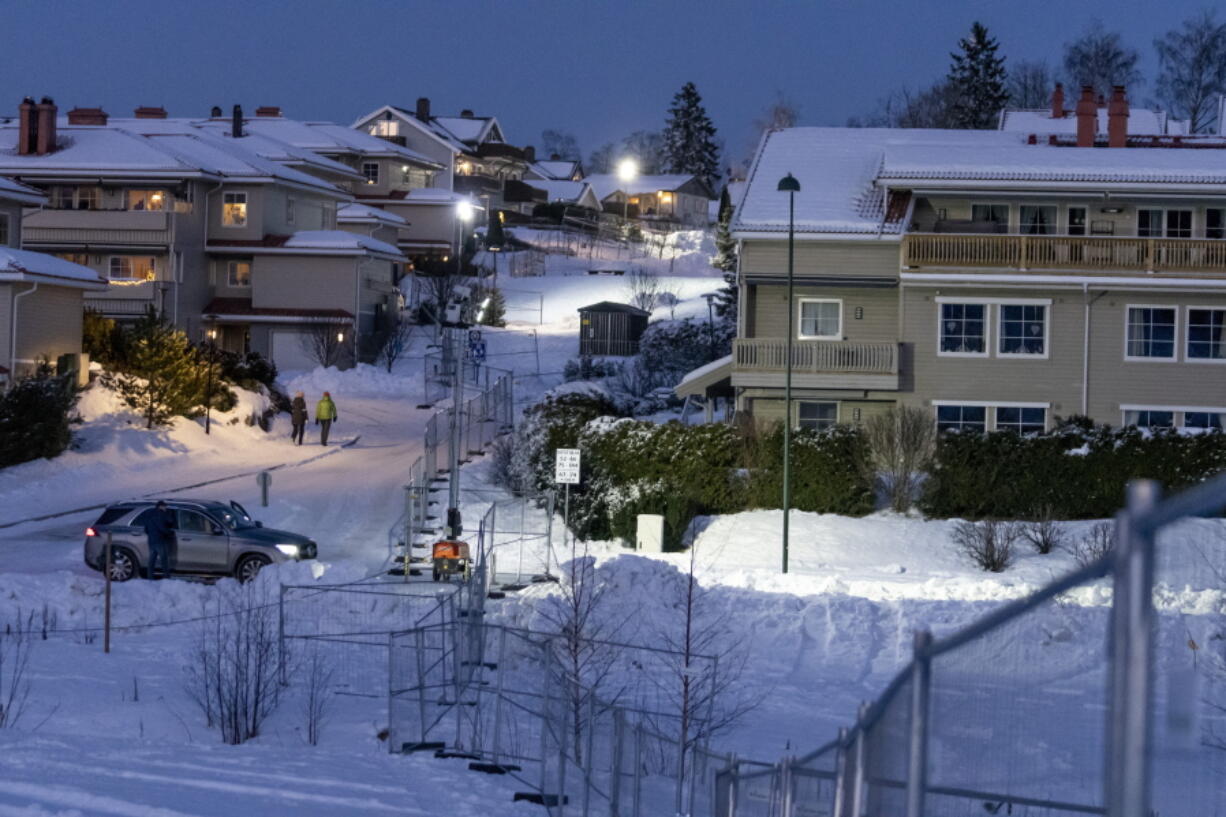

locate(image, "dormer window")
[[362, 162, 380, 185]]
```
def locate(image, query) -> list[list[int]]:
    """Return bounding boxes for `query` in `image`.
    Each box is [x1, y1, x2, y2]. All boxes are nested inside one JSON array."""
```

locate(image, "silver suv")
[[83, 498, 318, 582]]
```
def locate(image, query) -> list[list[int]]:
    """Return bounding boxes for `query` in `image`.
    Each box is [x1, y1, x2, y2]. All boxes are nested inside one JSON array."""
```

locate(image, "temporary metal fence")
[[714, 477, 1226, 817], [421, 367, 513, 483]]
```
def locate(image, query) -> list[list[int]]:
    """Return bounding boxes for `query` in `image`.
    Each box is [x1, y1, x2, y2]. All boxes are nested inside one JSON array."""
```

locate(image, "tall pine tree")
[[947, 22, 1009, 129], [662, 82, 720, 189], [712, 186, 738, 321], [102, 310, 218, 429]]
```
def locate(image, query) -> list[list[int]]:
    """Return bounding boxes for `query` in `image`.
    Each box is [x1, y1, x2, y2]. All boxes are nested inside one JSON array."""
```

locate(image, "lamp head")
[[777, 173, 800, 193], [456, 200, 475, 222], [617, 157, 638, 183]]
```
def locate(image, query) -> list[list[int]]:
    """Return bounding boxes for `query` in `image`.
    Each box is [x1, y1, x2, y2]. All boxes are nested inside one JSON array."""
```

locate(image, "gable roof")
[[523, 180, 598, 207], [0, 247, 106, 289], [431, 115, 501, 145], [530, 160, 582, 180], [585, 173, 707, 201], [338, 202, 408, 226], [354, 106, 471, 154]]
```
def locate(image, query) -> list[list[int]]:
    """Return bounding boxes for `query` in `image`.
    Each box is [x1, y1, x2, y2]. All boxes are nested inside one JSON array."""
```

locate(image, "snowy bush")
[[953, 520, 1019, 572], [1072, 522, 1116, 567], [636, 318, 733, 390], [744, 423, 875, 518], [0, 373, 79, 468], [562, 357, 622, 383], [1020, 507, 1066, 555]]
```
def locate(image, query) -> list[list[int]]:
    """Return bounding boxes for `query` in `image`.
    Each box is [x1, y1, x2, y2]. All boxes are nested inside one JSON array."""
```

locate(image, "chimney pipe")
[[524, 145, 535, 163], [1075, 85, 1096, 147], [1107, 85, 1129, 148], [231, 104, 243, 139], [210, 105, 223, 118], [134, 106, 167, 119], [17, 97, 37, 156], [415, 97, 431, 122], [460, 109, 474, 119], [1051, 83, 1065, 119], [35, 97, 57, 155]]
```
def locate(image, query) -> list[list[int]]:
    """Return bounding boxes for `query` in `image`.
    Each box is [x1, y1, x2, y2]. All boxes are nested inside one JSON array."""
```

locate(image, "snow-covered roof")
[[431, 116, 496, 145], [999, 108, 1190, 137], [585, 173, 701, 201], [523, 180, 596, 206], [282, 230, 404, 258], [0, 176, 46, 205], [531, 160, 581, 180], [675, 354, 733, 397], [337, 203, 407, 226], [0, 247, 106, 288]]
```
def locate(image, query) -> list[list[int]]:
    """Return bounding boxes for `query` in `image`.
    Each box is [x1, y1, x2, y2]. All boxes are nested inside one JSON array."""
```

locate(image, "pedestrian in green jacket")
[[315, 392, 338, 445]]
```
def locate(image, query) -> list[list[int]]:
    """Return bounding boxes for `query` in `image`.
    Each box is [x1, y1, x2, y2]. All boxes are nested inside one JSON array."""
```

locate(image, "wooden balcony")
[[903, 233, 1226, 275], [732, 339, 899, 390], [21, 210, 173, 248]]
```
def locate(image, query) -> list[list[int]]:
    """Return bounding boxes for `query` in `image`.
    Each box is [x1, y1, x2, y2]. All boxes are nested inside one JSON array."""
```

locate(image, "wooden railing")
[[903, 233, 1226, 274], [734, 339, 898, 374]]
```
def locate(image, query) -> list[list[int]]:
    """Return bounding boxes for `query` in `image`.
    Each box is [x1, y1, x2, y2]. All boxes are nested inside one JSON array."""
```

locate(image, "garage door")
[[270, 330, 319, 373]]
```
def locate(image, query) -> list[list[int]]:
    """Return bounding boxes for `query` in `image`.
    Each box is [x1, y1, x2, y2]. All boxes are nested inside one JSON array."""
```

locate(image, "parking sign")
[[554, 448, 581, 484]]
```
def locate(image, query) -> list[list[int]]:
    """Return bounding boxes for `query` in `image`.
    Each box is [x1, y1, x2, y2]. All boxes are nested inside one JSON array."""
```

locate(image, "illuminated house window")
[[127, 190, 167, 211], [227, 260, 252, 287], [362, 162, 380, 184], [222, 192, 248, 227], [108, 256, 157, 281], [372, 119, 399, 137]]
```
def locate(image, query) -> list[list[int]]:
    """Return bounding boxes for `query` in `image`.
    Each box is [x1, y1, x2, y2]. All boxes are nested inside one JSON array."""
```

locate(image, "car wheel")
[[107, 549, 138, 582], [235, 554, 270, 583]]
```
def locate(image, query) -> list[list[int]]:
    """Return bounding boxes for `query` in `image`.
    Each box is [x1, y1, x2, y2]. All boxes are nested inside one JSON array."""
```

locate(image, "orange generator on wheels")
[[431, 539, 471, 582]]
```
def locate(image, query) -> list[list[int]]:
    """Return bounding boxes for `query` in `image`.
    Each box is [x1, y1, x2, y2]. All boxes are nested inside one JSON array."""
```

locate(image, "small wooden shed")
[[578, 301, 651, 356]]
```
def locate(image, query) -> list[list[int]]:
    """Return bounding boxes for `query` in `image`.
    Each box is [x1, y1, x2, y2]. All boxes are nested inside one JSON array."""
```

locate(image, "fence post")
[[1106, 479, 1160, 817], [905, 630, 933, 817], [386, 631, 395, 753], [779, 756, 793, 817], [850, 704, 870, 817], [832, 728, 850, 817], [582, 694, 596, 817], [632, 722, 643, 817], [277, 584, 288, 686], [611, 708, 625, 817]]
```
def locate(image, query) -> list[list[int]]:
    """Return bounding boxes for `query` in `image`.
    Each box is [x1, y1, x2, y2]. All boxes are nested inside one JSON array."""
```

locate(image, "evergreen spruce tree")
[[947, 21, 1009, 129], [102, 310, 217, 429], [712, 186, 739, 320], [662, 82, 721, 189]]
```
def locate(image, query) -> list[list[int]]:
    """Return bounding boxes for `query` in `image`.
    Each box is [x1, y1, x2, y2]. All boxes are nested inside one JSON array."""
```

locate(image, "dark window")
[[995, 406, 1046, 434], [1187, 308, 1226, 360], [1126, 307, 1176, 359], [999, 305, 1046, 355], [1125, 410, 1175, 429], [94, 507, 133, 526], [1208, 209, 1224, 240], [798, 402, 837, 431], [1184, 412, 1224, 430], [937, 405, 986, 433], [1138, 209, 1163, 238], [971, 204, 1008, 225], [1068, 207, 1087, 236], [940, 303, 986, 354], [1019, 206, 1056, 235], [1166, 210, 1193, 239]]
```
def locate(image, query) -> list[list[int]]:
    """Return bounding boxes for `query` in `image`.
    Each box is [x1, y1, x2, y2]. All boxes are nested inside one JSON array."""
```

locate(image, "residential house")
[[680, 87, 1226, 433], [1000, 84, 1191, 139], [0, 99, 407, 371], [526, 156, 584, 182], [585, 173, 715, 227], [522, 180, 601, 212], [0, 171, 105, 384]]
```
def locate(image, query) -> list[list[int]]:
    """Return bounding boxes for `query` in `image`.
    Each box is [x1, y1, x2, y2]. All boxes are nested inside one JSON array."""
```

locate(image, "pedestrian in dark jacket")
[[290, 391, 308, 445], [315, 391, 338, 446], [140, 500, 176, 580]]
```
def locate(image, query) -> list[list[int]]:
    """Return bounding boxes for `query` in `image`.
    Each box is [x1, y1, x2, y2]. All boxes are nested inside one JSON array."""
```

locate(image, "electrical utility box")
[[635, 514, 665, 553]]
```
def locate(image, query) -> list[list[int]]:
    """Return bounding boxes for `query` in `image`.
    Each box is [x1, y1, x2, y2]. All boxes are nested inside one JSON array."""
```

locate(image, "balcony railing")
[[21, 210, 173, 247], [903, 233, 1226, 274], [733, 339, 898, 374], [84, 296, 157, 316]]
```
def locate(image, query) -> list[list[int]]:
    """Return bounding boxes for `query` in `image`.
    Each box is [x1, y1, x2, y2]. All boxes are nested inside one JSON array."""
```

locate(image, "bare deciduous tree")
[[953, 520, 1020, 573], [1008, 60, 1055, 108], [299, 322, 350, 369], [1063, 20, 1142, 100], [625, 268, 660, 313], [0, 614, 33, 729], [858, 406, 936, 513], [366, 313, 414, 373], [1155, 10, 1226, 133], [184, 584, 284, 745], [300, 643, 336, 746]]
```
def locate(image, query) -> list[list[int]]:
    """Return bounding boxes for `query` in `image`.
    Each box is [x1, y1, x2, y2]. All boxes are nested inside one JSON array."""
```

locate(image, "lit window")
[[1126, 307, 1176, 359], [108, 256, 156, 281], [362, 162, 379, 185], [1187, 308, 1226, 360], [127, 190, 167, 211], [1124, 409, 1175, 429], [937, 405, 986, 433], [372, 119, 399, 137], [222, 192, 248, 227], [1184, 411, 1225, 430], [1019, 205, 1056, 235], [56, 253, 88, 265], [227, 260, 251, 288], [998, 305, 1046, 356], [940, 303, 986, 355], [995, 406, 1045, 434], [798, 402, 837, 431], [798, 300, 841, 339]]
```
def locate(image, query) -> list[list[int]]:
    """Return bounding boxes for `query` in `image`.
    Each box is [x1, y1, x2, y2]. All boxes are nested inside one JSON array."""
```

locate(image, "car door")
[[174, 509, 230, 573]]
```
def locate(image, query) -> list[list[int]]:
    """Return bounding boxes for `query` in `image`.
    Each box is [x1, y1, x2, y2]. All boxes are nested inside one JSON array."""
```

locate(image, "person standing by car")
[[315, 391, 338, 445], [141, 500, 176, 580], [290, 391, 308, 445]]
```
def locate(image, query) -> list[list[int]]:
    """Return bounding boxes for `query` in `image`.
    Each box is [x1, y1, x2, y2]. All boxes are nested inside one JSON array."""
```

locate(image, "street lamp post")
[[617, 157, 638, 224], [701, 292, 717, 361], [203, 318, 218, 435], [445, 199, 476, 541], [777, 172, 800, 575]]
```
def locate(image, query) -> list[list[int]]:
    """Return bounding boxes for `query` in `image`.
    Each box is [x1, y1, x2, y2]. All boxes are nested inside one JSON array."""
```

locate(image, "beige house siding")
[[208, 185, 264, 242], [740, 240, 900, 278], [252, 256, 357, 313], [0, 203, 21, 247], [3, 283, 85, 376], [385, 203, 456, 248], [741, 393, 898, 427], [749, 283, 898, 342]]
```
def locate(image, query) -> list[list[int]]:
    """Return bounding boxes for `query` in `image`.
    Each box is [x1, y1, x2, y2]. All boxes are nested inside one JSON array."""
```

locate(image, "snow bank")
[[283, 363, 420, 397]]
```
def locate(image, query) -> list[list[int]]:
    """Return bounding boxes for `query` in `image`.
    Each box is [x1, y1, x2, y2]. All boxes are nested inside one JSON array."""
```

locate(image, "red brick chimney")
[[17, 97, 37, 155], [1107, 85, 1129, 148], [1075, 85, 1097, 147], [255, 106, 281, 118], [1050, 83, 1065, 118], [524, 145, 535, 162], [415, 97, 431, 122], [67, 106, 108, 125], [35, 97, 57, 155], [133, 106, 167, 119]]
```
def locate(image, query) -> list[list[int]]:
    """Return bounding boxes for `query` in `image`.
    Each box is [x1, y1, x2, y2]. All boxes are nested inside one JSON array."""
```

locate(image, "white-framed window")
[[1123, 409, 1175, 429], [1067, 206, 1087, 236], [971, 203, 1008, 229], [372, 119, 399, 137], [126, 189, 167, 211], [939, 303, 988, 356], [1183, 411, 1225, 430], [798, 299, 841, 340], [108, 256, 157, 281], [995, 406, 1046, 434], [222, 192, 248, 227], [51, 185, 101, 210], [798, 402, 837, 431], [1019, 205, 1056, 235], [0, 213, 8, 246], [362, 162, 380, 185], [1138, 208, 1193, 238], [226, 260, 251, 288], [1186, 307, 1226, 361], [286, 197, 295, 225], [998, 304, 1047, 357], [935, 404, 987, 433], [1125, 305, 1177, 360], [1207, 208, 1225, 240]]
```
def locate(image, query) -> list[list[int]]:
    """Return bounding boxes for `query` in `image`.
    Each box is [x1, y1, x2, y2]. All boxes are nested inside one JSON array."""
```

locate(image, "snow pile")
[[283, 363, 422, 397]]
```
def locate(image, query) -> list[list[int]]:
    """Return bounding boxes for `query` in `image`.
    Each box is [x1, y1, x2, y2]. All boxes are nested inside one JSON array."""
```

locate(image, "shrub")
[[858, 406, 936, 513], [563, 357, 622, 382], [0, 374, 79, 467], [82, 309, 127, 368], [637, 318, 734, 391], [102, 315, 221, 429], [1073, 522, 1115, 567], [953, 520, 1019, 572], [745, 424, 875, 517], [1020, 506, 1065, 555]]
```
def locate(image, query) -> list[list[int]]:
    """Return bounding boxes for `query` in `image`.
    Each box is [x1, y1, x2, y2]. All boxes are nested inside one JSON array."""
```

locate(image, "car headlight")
[[275, 544, 300, 557]]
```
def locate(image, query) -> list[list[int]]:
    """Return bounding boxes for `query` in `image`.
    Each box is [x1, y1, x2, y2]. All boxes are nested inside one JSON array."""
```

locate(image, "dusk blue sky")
[[1, 0, 1212, 168]]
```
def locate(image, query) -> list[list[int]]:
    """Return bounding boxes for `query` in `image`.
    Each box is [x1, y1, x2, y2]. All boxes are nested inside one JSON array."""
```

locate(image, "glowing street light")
[[456, 199, 475, 223], [617, 158, 638, 221]]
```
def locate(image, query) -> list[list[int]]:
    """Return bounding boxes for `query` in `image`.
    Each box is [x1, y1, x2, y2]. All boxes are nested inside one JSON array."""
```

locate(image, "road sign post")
[[257, 470, 272, 507], [554, 448, 581, 564]]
